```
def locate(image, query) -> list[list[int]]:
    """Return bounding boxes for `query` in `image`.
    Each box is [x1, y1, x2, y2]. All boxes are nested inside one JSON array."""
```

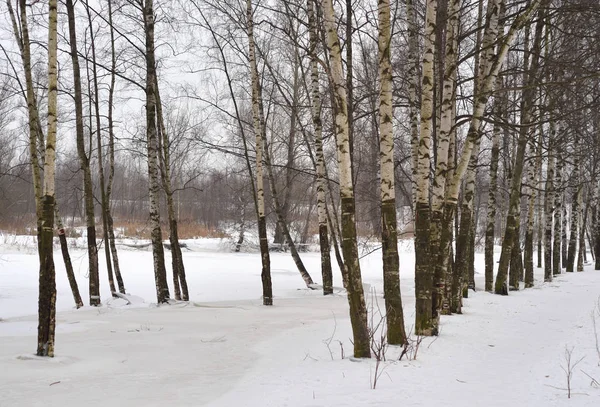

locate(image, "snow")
[[1, 237, 599, 406]]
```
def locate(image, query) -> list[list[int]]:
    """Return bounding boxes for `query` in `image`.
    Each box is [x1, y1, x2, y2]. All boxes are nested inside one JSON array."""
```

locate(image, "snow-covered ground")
[[1, 237, 599, 406]]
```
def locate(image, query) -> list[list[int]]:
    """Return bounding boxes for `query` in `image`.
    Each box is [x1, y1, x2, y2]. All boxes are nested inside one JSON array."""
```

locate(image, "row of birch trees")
[[1, 0, 600, 358]]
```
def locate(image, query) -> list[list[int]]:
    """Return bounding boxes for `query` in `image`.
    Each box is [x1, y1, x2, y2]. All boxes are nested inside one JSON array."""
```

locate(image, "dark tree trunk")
[[55, 206, 83, 309], [553, 150, 563, 276], [68, 0, 100, 305], [143, 0, 170, 304], [415, 203, 433, 333], [509, 231, 523, 291], [107, 0, 125, 295], [58, 229, 83, 309], [37, 195, 57, 357], [567, 201, 578, 273], [561, 199, 568, 267]]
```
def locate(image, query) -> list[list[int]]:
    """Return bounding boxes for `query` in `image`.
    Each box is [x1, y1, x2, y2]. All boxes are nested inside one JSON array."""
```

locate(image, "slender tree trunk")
[[406, 0, 420, 214], [576, 180, 585, 272], [567, 171, 579, 273], [561, 190, 569, 267], [247, 0, 272, 306], [84, 0, 116, 296], [414, 0, 437, 337], [55, 206, 83, 308], [440, 2, 542, 286], [264, 137, 315, 287], [273, 56, 300, 245], [544, 122, 555, 281], [107, 0, 125, 295], [453, 140, 480, 313], [308, 0, 333, 295], [495, 1, 545, 294], [509, 227, 523, 290], [467, 216, 476, 292], [143, 0, 170, 304], [524, 128, 543, 288], [346, 0, 354, 183], [378, 0, 407, 345], [37, 0, 59, 357], [66, 0, 100, 305], [155, 83, 189, 301], [485, 76, 503, 291], [322, 0, 370, 357], [553, 147, 563, 275], [235, 197, 246, 253], [431, 0, 459, 325]]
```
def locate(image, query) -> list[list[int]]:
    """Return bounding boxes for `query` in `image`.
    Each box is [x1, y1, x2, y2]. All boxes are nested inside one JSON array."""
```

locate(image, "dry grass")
[[0, 215, 37, 236], [116, 220, 228, 240], [0, 217, 228, 240]]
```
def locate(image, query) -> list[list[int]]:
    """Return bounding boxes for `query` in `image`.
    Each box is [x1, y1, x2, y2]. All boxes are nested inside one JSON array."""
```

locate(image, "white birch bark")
[[445, 0, 543, 206], [544, 120, 556, 281], [405, 0, 420, 214], [246, 0, 272, 305], [378, 0, 407, 345], [321, 0, 370, 357], [308, 0, 333, 295], [414, 0, 437, 336]]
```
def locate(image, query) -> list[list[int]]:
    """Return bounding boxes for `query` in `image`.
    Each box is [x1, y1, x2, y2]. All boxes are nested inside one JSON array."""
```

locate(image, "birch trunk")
[[143, 0, 170, 304], [37, 0, 59, 357], [263, 138, 315, 287], [524, 129, 543, 288], [405, 0, 420, 214], [494, 1, 546, 294], [431, 0, 459, 324], [247, 0, 272, 306], [452, 140, 480, 313], [66, 0, 100, 305], [576, 174, 585, 272], [346, 0, 354, 183], [322, 0, 370, 357], [273, 55, 300, 245], [378, 0, 407, 345], [439, 0, 542, 248], [84, 0, 116, 296], [566, 151, 579, 273], [308, 0, 333, 295], [562, 189, 569, 267], [523, 12, 546, 287], [107, 0, 125, 295], [553, 147, 563, 275], [544, 121, 555, 281], [509, 227, 524, 290], [485, 76, 503, 291], [155, 82, 189, 301], [55, 206, 83, 308], [414, 0, 437, 337]]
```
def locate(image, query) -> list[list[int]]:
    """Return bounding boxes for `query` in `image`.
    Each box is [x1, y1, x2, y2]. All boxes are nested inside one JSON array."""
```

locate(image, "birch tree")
[[544, 121, 555, 281], [378, 0, 407, 345], [414, 0, 437, 336], [246, 0, 273, 306], [432, 0, 460, 319], [66, 0, 100, 306], [308, 0, 333, 295], [495, 0, 546, 294], [321, 0, 370, 357], [142, 0, 170, 303], [37, 0, 59, 357]]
